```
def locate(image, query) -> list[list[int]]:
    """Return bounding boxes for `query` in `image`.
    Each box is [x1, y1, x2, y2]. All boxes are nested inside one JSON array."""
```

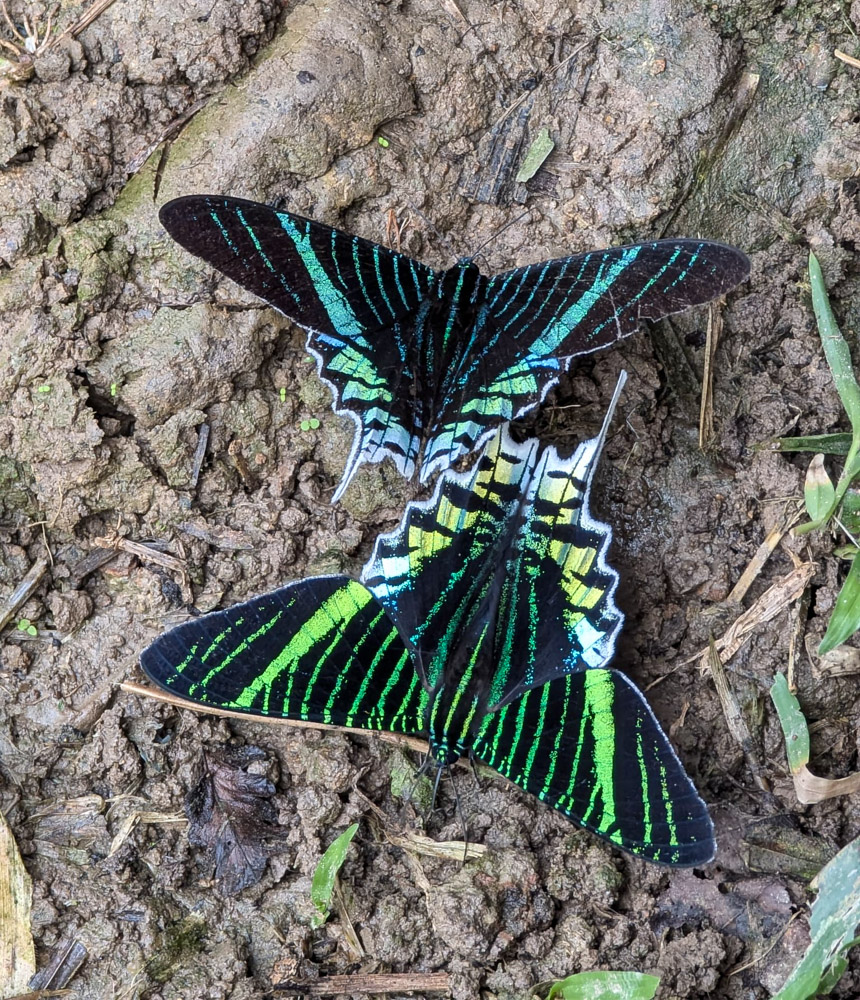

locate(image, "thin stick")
[[272, 972, 450, 996], [726, 510, 801, 604], [835, 48, 860, 70], [492, 38, 593, 129], [50, 0, 118, 47], [0, 558, 49, 633], [120, 681, 430, 754], [698, 302, 722, 449]]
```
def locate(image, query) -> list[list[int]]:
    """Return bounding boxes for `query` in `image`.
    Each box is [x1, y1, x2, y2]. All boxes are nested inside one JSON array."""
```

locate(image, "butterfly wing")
[[472, 668, 715, 866], [421, 240, 749, 480], [365, 373, 624, 703], [140, 576, 428, 734], [487, 428, 622, 709], [159, 196, 438, 498], [362, 427, 541, 692]]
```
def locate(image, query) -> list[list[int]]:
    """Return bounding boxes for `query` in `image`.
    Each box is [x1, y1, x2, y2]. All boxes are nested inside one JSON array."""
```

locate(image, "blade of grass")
[[766, 432, 852, 456], [819, 552, 860, 654], [795, 254, 860, 535], [770, 673, 810, 774], [311, 823, 359, 928], [810, 253, 860, 430]]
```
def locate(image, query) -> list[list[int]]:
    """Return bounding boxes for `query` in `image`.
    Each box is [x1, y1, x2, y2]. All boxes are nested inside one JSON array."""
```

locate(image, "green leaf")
[[771, 836, 860, 999], [310, 823, 359, 928], [804, 455, 835, 523], [819, 552, 860, 654], [543, 972, 660, 1000], [36, 385, 51, 394], [840, 490, 860, 536], [770, 673, 810, 774], [16, 619, 31, 632], [377, 135, 390, 148], [515, 127, 555, 183], [809, 253, 860, 434], [300, 419, 310, 431], [765, 433, 853, 456], [309, 417, 320, 430]]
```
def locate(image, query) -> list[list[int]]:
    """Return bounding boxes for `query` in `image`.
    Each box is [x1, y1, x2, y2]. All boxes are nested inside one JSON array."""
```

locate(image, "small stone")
[[47, 590, 94, 632]]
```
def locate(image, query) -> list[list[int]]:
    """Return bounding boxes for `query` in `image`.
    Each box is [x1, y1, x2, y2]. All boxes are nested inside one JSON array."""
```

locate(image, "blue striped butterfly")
[[140, 374, 714, 865], [159, 195, 749, 500]]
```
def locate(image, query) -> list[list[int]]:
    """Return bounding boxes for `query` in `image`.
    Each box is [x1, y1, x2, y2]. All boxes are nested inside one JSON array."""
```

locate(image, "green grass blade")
[[840, 490, 860, 535], [770, 673, 810, 774], [765, 433, 853, 456], [809, 252, 860, 433], [819, 553, 860, 654], [544, 972, 660, 1000], [771, 836, 860, 999], [804, 455, 835, 524], [310, 822, 359, 927]]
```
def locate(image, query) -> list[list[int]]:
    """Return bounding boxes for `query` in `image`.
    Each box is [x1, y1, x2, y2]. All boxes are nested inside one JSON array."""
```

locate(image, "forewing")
[[159, 196, 436, 334], [140, 576, 427, 734], [362, 428, 540, 691], [420, 240, 749, 480], [472, 669, 715, 866], [159, 195, 437, 497]]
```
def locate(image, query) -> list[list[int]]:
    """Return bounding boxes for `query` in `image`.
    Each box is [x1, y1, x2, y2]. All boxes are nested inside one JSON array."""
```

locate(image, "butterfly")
[[158, 195, 750, 501], [140, 373, 714, 866]]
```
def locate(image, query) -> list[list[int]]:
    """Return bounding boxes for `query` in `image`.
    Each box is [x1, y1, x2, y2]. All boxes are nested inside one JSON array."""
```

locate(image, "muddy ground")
[[2, 0, 860, 997]]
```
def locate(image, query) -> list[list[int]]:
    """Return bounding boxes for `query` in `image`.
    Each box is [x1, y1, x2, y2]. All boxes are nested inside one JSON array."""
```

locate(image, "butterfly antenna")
[[405, 204, 461, 264], [469, 210, 531, 266]]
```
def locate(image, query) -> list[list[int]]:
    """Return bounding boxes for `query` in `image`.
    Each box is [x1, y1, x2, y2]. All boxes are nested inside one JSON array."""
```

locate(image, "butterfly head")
[[437, 259, 487, 306]]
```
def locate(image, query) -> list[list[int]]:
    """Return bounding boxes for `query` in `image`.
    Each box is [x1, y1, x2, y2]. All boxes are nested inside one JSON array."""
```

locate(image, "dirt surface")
[[2, 0, 860, 997]]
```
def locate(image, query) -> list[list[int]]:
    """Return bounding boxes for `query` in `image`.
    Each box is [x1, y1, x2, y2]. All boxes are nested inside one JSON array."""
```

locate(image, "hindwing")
[[364, 379, 623, 704], [472, 668, 714, 866], [140, 576, 427, 734]]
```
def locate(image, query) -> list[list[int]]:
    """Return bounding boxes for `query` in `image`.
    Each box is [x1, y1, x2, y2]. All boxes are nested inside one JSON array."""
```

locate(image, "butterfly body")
[[159, 195, 750, 499]]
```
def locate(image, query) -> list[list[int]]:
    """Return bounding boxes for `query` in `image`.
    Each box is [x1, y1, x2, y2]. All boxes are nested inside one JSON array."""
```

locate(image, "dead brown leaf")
[[185, 744, 290, 895]]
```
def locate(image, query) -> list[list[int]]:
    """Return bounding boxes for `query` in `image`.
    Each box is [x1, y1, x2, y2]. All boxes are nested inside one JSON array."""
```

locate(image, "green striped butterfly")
[[159, 195, 749, 500], [140, 374, 714, 865]]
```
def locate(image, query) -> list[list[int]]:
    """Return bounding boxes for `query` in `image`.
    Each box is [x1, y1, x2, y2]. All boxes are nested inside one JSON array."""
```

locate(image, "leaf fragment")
[[539, 970, 660, 1000], [0, 810, 36, 998], [804, 455, 835, 523], [515, 127, 555, 183], [771, 673, 860, 804], [185, 744, 289, 896]]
